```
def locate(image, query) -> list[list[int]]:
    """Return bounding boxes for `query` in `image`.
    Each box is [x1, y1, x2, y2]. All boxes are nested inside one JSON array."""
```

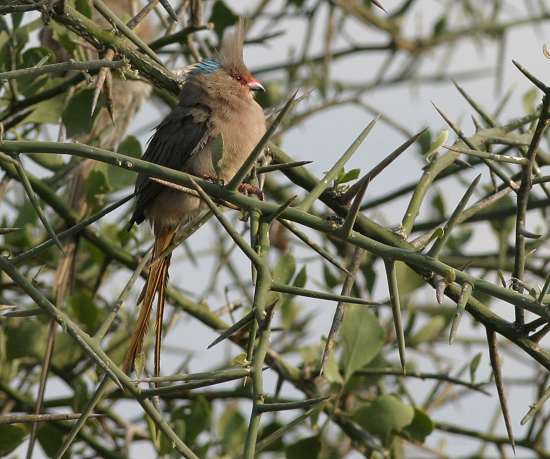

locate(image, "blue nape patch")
[[189, 58, 221, 75]]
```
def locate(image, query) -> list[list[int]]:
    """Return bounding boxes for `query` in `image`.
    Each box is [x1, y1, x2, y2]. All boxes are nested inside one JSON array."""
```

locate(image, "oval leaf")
[[353, 395, 414, 444], [341, 305, 385, 380], [0, 424, 28, 456], [402, 408, 434, 443], [285, 435, 321, 459]]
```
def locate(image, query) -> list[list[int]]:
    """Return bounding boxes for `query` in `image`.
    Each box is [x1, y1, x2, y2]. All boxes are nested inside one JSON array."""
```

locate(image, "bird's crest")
[[219, 19, 246, 72], [179, 19, 263, 92]]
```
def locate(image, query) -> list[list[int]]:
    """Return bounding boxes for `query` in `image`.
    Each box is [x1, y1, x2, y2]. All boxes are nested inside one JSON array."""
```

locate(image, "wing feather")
[[131, 93, 213, 225]]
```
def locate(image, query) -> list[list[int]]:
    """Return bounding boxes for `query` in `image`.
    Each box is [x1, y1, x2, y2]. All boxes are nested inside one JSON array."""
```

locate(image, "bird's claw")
[[202, 175, 225, 186], [238, 183, 264, 200]]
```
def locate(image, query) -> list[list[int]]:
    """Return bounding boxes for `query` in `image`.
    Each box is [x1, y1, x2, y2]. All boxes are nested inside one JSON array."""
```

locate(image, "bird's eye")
[[233, 73, 246, 84]]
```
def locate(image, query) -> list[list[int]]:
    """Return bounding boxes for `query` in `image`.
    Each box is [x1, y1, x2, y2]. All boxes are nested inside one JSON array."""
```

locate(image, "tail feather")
[[124, 228, 175, 374], [154, 259, 169, 379]]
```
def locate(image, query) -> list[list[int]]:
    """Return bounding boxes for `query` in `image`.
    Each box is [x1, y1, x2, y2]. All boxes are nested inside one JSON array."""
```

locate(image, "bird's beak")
[[247, 78, 265, 92]]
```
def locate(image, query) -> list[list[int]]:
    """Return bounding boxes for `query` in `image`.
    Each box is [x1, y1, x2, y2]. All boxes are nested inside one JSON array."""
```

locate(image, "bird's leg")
[[238, 183, 264, 200], [200, 175, 263, 199], [201, 174, 225, 186]]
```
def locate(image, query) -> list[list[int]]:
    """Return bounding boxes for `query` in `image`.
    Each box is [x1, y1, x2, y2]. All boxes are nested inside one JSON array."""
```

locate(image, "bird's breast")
[[214, 100, 266, 181]]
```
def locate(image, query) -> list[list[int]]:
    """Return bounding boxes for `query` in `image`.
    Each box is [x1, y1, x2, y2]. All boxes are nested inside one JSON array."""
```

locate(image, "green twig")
[[428, 174, 481, 258], [384, 260, 406, 371], [13, 157, 63, 251], [511, 89, 550, 327], [449, 282, 473, 345], [320, 246, 363, 375], [0, 59, 124, 80], [355, 366, 489, 395], [340, 127, 426, 204], [0, 412, 102, 425], [0, 257, 200, 459], [299, 117, 378, 211], [92, 0, 166, 67], [486, 327, 516, 453], [256, 396, 328, 413]]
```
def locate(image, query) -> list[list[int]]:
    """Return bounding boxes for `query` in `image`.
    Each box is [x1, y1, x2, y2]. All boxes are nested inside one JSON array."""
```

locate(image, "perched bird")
[[124, 22, 266, 376]]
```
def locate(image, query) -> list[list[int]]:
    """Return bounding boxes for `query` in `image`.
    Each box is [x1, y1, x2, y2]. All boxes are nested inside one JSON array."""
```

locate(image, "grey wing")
[[130, 102, 212, 225]]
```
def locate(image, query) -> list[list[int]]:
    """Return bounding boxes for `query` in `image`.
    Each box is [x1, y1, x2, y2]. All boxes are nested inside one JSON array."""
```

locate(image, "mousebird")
[[124, 22, 266, 376]]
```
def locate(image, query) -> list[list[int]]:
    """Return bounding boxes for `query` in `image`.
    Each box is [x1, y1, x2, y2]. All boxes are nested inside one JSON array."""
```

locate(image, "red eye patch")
[[232, 73, 247, 85]]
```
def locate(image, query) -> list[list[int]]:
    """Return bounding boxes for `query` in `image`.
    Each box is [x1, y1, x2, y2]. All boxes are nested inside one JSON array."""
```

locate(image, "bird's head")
[[185, 20, 264, 97]]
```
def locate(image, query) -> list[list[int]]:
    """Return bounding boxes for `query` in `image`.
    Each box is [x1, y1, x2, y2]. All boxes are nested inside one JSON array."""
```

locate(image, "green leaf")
[[425, 129, 448, 162], [37, 423, 67, 458], [255, 80, 284, 108], [18, 47, 54, 97], [158, 431, 172, 455], [362, 261, 377, 294], [274, 252, 296, 284], [430, 191, 446, 219], [293, 266, 307, 288], [288, 0, 306, 7], [231, 352, 249, 366], [488, 194, 515, 238], [134, 350, 146, 377], [324, 349, 344, 385], [281, 300, 298, 330], [259, 421, 285, 451], [432, 16, 447, 36], [469, 352, 482, 383], [341, 305, 385, 380], [183, 397, 211, 444], [5, 200, 39, 249], [402, 408, 434, 443], [71, 379, 89, 412], [446, 228, 473, 253], [353, 395, 414, 444], [299, 345, 320, 367], [74, 0, 92, 18], [69, 291, 100, 333], [523, 88, 538, 114], [145, 414, 160, 454], [28, 151, 66, 171], [117, 135, 142, 158], [48, 21, 77, 57], [336, 168, 360, 185], [281, 265, 306, 329], [409, 316, 446, 346], [62, 88, 103, 138], [84, 166, 112, 211], [11, 12, 25, 29], [285, 435, 321, 459], [210, 1, 238, 39], [24, 92, 66, 126], [0, 424, 27, 456], [108, 135, 142, 189], [395, 261, 423, 301], [103, 135, 142, 191], [417, 129, 432, 155], [171, 408, 186, 449], [52, 332, 84, 369], [5, 319, 46, 360], [218, 407, 247, 453], [322, 264, 340, 289]]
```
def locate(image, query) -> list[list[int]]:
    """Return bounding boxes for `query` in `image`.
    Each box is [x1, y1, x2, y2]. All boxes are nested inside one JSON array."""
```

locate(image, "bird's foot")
[[238, 183, 264, 200], [201, 174, 225, 186]]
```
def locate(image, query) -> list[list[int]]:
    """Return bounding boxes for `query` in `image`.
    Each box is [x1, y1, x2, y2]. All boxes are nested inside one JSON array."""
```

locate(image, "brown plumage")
[[125, 21, 266, 375]]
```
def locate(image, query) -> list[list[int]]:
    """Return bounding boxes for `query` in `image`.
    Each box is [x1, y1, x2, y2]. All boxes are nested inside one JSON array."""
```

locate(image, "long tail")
[[124, 228, 176, 375]]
